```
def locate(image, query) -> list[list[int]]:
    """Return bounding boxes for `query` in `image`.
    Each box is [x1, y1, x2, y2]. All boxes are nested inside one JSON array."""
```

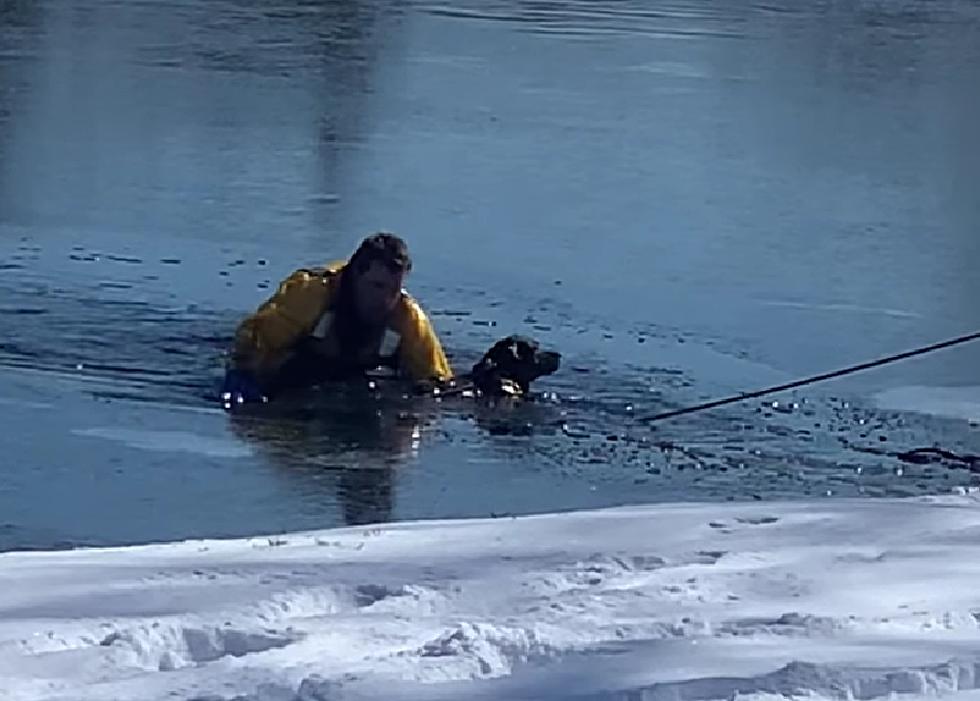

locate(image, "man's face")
[[352, 260, 404, 327]]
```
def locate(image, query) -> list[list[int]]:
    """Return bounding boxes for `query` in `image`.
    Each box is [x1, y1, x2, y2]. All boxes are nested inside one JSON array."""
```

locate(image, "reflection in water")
[[225, 378, 569, 527], [0, 0, 390, 250], [0, 0, 41, 189], [227, 382, 427, 526]]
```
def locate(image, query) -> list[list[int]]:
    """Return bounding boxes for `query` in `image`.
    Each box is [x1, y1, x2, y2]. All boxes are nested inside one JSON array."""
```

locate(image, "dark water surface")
[[1, 0, 978, 550]]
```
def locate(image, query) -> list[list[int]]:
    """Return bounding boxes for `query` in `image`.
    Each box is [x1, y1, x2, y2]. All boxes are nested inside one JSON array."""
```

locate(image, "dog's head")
[[470, 335, 561, 397]]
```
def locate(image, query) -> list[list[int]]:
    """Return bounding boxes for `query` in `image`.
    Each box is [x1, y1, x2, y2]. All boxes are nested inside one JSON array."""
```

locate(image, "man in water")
[[222, 232, 453, 406]]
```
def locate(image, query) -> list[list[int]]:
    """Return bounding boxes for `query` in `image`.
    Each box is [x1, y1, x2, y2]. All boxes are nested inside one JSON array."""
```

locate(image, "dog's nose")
[[538, 351, 561, 374]]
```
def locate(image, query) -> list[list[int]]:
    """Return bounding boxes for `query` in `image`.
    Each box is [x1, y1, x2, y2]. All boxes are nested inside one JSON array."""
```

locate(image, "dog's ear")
[[509, 335, 538, 356], [476, 335, 520, 370], [496, 336, 524, 359]]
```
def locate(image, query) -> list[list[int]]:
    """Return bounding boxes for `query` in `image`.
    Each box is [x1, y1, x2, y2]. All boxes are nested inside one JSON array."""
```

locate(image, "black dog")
[[467, 335, 561, 398]]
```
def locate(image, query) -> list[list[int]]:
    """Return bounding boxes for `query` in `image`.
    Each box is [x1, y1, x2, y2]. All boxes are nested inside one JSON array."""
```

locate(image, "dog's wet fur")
[[466, 335, 561, 398]]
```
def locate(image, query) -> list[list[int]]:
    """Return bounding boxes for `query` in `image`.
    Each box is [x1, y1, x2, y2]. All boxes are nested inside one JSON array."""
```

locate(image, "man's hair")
[[348, 232, 413, 276]]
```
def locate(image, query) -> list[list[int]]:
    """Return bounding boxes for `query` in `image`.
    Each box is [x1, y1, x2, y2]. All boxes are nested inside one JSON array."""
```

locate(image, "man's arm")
[[394, 296, 453, 383], [232, 268, 334, 383]]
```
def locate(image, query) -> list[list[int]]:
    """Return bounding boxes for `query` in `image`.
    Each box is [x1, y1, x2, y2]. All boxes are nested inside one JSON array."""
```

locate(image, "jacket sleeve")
[[232, 268, 334, 379], [395, 297, 453, 383]]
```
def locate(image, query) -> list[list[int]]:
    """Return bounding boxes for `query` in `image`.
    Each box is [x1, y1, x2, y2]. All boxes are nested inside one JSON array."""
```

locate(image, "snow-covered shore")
[[4, 494, 980, 701]]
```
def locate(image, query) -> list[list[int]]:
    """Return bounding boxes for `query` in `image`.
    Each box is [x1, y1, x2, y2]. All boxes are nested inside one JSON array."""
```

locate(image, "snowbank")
[[3, 495, 980, 700]]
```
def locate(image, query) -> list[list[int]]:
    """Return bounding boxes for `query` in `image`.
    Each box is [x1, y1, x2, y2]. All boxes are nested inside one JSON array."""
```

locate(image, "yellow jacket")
[[232, 260, 453, 384]]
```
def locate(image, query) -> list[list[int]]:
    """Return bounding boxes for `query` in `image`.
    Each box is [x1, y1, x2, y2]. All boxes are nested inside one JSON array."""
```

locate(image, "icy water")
[[0, 0, 978, 550]]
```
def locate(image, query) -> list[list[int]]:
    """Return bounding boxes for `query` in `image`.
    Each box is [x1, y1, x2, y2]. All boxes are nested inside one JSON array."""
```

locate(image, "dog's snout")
[[538, 351, 561, 374]]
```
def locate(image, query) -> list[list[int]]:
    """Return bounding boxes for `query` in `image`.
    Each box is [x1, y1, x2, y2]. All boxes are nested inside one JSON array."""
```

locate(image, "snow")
[[4, 495, 980, 701]]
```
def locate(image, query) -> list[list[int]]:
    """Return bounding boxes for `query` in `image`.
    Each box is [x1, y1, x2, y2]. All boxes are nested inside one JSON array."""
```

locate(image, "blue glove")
[[220, 369, 267, 410]]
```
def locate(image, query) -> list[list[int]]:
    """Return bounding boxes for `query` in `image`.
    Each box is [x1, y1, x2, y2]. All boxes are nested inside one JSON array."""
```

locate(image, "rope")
[[642, 329, 980, 424]]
